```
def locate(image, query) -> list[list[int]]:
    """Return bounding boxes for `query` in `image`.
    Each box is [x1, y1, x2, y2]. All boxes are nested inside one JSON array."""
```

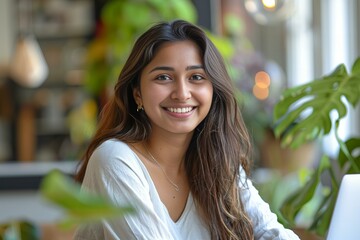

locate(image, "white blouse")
[[74, 139, 299, 240]]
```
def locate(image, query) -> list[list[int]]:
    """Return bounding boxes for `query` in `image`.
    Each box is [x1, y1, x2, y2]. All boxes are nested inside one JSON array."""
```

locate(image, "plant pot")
[[260, 129, 318, 174]]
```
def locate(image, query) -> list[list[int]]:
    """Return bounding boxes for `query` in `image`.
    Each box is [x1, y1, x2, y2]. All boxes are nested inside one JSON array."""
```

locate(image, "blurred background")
[[0, 0, 359, 239]]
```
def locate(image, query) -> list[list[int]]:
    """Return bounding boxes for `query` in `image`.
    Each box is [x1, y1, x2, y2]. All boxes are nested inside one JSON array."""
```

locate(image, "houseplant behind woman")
[[73, 19, 299, 240]]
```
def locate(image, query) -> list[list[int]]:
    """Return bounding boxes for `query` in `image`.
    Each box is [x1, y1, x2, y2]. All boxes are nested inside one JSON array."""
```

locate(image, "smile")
[[166, 107, 194, 113]]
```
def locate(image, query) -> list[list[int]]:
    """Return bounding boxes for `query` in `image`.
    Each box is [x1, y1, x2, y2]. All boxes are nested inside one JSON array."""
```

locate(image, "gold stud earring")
[[137, 104, 144, 112]]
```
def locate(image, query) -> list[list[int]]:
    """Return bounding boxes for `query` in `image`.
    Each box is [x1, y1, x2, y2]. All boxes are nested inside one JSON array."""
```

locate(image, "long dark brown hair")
[[76, 20, 254, 240]]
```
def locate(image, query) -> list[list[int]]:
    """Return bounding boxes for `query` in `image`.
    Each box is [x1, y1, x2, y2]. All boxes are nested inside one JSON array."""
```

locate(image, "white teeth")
[[167, 107, 193, 113]]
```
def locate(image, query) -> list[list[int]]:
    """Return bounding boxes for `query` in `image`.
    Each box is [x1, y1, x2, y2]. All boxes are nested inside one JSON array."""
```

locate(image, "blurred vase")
[[10, 34, 48, 88]]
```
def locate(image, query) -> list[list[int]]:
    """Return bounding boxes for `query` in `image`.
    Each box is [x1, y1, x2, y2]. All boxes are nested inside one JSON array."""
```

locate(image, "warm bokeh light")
[[255, 71, 271, 88], [262, 0, 276, 10], [253, 85, 269, 100], [253, 70, 271, 100], [243, 0, 296, 25]]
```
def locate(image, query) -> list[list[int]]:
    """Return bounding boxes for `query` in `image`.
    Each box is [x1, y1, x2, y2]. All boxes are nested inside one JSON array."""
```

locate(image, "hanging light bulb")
[[243, 0, 296, 25]]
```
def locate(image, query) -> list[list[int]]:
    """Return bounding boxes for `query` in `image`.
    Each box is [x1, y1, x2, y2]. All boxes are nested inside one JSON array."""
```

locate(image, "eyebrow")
[[186, 65, 204, 70], [148, 65, 204, 73]]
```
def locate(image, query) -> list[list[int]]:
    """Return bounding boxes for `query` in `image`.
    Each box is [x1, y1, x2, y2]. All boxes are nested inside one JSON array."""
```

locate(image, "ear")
[[133, 87, 142, 105]]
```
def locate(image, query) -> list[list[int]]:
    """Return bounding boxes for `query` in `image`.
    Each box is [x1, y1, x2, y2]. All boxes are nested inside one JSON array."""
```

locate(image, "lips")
[[166, 107, 194, 113]]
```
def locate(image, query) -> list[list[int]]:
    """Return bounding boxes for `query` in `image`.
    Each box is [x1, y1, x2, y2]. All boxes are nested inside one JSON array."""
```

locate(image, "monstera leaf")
[[279, 155, 338, 236], [338, 137, 360, 172], [273, 57, 360, 237], [273, 58, 360, 148]]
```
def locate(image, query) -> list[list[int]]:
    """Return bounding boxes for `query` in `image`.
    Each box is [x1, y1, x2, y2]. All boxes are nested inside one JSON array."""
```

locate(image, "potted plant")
[[272, 57, 360, 237]]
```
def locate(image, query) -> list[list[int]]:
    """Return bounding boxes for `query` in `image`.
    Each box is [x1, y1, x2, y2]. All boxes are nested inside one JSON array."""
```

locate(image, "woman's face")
[[134, 40, 213, 136]]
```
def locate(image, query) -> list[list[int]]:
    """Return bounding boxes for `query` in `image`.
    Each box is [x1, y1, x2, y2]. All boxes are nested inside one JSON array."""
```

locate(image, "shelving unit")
[[5, 0, 95, 162]]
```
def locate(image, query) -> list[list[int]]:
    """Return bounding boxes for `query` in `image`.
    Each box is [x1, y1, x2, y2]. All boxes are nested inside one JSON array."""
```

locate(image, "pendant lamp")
[[10, 0, 48, 88]]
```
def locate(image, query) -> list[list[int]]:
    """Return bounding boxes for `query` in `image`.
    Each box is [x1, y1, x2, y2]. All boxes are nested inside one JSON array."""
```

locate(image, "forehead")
[[146, 40, 203, 68]]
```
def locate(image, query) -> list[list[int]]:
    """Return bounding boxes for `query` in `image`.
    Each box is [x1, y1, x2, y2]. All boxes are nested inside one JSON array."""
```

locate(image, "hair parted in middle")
[[76, 19, 254, 240]]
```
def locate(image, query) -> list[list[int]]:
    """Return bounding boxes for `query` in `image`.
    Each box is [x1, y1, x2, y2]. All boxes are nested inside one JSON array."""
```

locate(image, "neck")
[[146, 134, 192, 173]]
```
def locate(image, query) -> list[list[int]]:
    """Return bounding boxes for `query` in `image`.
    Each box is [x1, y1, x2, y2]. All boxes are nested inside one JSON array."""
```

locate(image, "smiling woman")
[[73, 20, 299, 240], [134, 40, 213, 135]]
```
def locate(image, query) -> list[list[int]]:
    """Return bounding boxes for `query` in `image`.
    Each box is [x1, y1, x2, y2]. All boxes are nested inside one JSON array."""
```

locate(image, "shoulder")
[[94, 139, 133, 157], [92, 139, 135, 161], [88, 139, 143, 175], [84, 139, 149, 190]]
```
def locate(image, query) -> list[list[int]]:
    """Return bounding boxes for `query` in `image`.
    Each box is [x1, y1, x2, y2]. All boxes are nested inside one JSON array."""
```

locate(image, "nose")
[[171, 79, 191, 101]]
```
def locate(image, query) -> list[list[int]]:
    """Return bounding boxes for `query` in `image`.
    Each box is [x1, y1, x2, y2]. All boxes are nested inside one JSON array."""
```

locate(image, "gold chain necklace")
[[143, 143, 180, 192]]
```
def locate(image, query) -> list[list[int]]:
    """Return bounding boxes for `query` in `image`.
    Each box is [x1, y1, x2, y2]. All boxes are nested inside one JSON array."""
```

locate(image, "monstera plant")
[[273, 57, 360, 237]]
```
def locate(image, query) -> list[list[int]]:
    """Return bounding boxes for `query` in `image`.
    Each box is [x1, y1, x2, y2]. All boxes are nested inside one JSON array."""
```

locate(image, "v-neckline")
[[129, 144, 191, 224]]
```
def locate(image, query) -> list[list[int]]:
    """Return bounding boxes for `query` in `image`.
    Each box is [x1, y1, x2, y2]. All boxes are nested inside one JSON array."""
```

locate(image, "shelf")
[[0, 161, 77, 190]]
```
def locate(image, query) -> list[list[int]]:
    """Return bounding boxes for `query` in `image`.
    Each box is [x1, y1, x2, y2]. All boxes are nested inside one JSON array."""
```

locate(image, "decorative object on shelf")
[[243, 0, 296, 25], [10, 0, 48, 88], [273, 57, 360, 237], [10, 34, 49, 88], [4, 0, 96, 162]]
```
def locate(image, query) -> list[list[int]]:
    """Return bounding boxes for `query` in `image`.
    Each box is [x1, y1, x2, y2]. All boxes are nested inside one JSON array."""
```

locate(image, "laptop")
[[326, 174, 360, 240]]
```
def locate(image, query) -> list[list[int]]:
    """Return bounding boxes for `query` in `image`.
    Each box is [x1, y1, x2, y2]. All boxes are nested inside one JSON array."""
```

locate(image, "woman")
[[74, 20, 299, 240]]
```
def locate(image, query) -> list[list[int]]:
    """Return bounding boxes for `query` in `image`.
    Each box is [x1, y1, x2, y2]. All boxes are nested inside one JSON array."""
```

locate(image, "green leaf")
[[169, 0, 197, 23], [309, 192, 337, 236], [224, 13, 245, 36], [338, 137, 360, 172], [280, 155, 331, 225], [334, 119, 360, 171], [19, 222, 39, 240], [273, 91, 308, 121], [40, 170, 135, 228], [351, 57, 360, 75], [0, 221, 39, 240], [345, 76, 360, 106], [207, 32, 234, 60], [273, 59, 360, 148]]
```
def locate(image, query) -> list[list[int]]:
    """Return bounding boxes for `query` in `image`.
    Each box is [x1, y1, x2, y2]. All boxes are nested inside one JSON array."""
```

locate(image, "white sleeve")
[[239, 171, 300, 240], [74, 140, 176, 240]]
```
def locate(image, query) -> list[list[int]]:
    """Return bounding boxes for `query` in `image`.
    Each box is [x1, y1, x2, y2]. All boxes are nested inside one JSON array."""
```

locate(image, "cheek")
[[142, 86, 166, 105], [199, 84, 214, 104]]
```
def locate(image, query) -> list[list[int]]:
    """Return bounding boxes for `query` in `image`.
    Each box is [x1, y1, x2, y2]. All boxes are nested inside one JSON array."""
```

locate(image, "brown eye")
[[190, 74, 205, 81], [156, 75, 171, 81]]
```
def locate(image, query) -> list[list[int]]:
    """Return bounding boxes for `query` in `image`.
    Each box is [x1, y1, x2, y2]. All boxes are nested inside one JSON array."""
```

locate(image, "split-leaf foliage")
[[273, 57, 360, 237]]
